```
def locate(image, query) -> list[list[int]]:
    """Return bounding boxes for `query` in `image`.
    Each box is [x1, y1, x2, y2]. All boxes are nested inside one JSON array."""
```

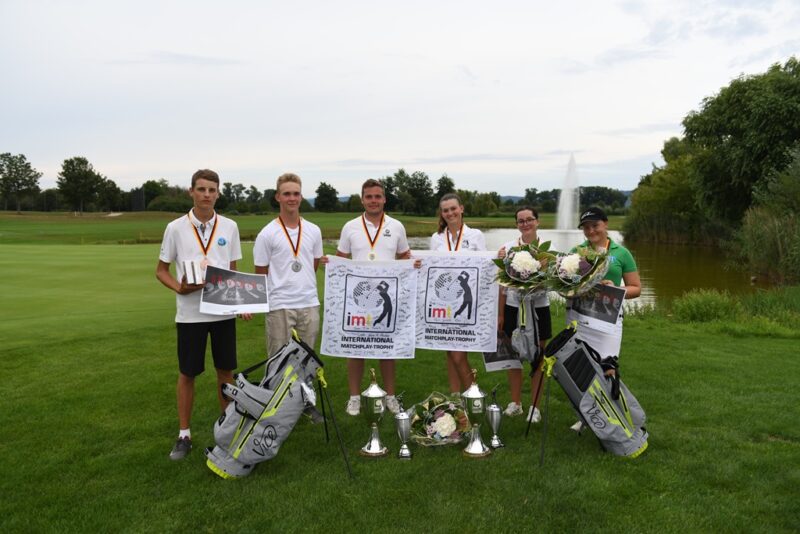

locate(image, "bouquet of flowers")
[[493, 240, 557, 293], [409, 392, 471, 447], [548, 246, 609, 298]]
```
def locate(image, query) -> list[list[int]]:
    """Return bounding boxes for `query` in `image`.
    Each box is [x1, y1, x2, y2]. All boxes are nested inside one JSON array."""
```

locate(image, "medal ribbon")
[[361, 213, 384, 254], [278, 216, 302, 260], [188, 212, 218, 257], [447, 224, 464, 251]]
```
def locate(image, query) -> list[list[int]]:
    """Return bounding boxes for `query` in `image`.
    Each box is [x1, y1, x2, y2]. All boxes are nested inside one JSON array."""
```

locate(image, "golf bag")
[[544, 324, 648, 458], [511, 293, 541, 364], [205, 336, 324, 478]]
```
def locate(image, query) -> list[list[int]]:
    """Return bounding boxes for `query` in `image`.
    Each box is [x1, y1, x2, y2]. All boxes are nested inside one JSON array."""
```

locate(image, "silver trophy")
[[394, 396, 412, 460], [461, 369, 491, 458], [486, 387, 504, 449], [359, 368, 389, 457]]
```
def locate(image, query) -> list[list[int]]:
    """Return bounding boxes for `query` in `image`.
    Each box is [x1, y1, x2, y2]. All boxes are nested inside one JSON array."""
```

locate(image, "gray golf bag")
[[511, 293, 541, 363], [205, 336, 324, 478], [544, 324, 648, 458]]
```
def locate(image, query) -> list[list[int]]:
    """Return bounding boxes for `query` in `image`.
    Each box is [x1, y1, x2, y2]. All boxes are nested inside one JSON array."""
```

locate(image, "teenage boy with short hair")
[[156, 169, 245, 460], [253, 173, 323, 355], [335, 179, 412, 415]]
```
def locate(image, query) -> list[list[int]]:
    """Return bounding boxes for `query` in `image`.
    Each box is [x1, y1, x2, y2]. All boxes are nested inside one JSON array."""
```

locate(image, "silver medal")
[[291, 260, 302, 272], [368, 252, 376, 261]]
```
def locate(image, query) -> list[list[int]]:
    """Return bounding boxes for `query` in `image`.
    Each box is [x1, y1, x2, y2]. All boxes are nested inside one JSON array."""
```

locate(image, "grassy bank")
[[0, 244, 798, 533], [0, 211, 631, 244]]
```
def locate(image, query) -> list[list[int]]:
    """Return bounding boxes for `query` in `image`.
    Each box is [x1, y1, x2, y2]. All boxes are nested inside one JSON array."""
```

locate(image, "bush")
[[672, 289, 742, 322]]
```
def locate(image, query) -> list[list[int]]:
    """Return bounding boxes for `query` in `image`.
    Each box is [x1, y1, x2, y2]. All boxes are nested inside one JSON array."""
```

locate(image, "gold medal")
[[368, 252, 377, 261]]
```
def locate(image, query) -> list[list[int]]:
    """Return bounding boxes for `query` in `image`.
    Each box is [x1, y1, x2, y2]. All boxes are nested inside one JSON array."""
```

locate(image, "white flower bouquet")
[[409, 392, 471, 446], [493, 240, 557, 293], [550, 246, 609, 297]]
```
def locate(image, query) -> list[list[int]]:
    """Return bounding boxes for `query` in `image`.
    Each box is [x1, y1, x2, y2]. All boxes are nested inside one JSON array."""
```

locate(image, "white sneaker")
[[345, 397, 360, 416], [385, 396, 400, 414], [527, 406, 542, 423], [570, 420, 584, 433], [503, 402, 523, 417]]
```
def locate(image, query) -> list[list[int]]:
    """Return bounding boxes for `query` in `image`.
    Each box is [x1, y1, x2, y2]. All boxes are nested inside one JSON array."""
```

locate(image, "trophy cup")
[[394, 395, 412, 460], [486, 386, 504, 449], [359, 368, 389, 457], [461, 369, 491, 458]]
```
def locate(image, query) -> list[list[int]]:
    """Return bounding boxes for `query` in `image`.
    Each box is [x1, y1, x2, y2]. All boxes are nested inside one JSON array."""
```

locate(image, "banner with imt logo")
[[413, 251, 499, 352], [321, 256, 418, 359]]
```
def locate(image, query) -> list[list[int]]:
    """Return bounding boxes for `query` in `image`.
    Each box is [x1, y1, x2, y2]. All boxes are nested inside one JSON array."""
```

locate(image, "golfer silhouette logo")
[[345, 276, 397, 332], [373, 281, 393, 327], [453, 270, 474, 320]]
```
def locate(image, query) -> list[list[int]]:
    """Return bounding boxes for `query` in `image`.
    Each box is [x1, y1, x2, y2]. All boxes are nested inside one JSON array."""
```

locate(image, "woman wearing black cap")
[[570, 207, 641, 431]]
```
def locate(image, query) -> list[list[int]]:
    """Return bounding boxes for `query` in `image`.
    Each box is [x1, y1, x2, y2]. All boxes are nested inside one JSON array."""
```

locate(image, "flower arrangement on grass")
[[493, 240, 557, 293], [409, 392, 471, 447]]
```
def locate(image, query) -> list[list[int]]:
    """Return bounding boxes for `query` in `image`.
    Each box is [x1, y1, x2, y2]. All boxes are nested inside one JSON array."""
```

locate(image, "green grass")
[[0, 211, 625, 244], [1, 243, 798, 533]]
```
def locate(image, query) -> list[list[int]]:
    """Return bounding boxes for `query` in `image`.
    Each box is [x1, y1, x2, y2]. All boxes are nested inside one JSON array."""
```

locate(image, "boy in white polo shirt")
[[156, 169, 244, 461], [335, 178, 411, 416], [254, 173, 323, 356]]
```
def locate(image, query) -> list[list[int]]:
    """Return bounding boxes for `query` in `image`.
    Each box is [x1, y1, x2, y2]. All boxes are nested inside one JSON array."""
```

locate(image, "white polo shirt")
[[501, 238, 549, 308], [429, 223, 486, 252], [253, 217, 323, 311], [159, 210, 242, 323], [337, 213, 410, 261]]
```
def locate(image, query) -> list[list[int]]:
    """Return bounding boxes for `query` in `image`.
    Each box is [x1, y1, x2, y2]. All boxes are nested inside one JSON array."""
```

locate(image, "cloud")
[[598, 122, 681, 136], [332, 153, 544, 167], [730, 38, 800, 67], [559, 45, 668, 74], [109, 51, 241, 66]]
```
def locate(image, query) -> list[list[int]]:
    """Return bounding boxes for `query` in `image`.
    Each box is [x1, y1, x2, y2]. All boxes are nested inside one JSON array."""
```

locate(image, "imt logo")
[[424, 267, 479, 325], [342, 275, 398, 333]]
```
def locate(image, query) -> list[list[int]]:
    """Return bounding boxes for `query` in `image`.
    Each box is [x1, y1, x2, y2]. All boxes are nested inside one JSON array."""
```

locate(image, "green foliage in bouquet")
[[409, 392, 471, 447], [494, 241, 609, 297]]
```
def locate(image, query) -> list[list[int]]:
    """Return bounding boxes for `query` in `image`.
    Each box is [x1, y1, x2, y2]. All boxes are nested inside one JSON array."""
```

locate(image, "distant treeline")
[[0, 158, 629, 218]]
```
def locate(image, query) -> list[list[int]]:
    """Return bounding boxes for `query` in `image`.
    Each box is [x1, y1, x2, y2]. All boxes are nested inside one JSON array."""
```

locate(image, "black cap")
[[578, 207, 608, 227]]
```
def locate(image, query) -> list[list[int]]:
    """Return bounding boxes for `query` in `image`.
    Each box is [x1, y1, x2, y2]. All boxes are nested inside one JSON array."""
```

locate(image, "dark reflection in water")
[[409, 228, 770, 308]]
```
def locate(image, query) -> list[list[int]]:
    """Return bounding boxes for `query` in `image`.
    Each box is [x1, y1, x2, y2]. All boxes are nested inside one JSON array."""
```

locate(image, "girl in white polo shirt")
[[429, 193, 486, 396]]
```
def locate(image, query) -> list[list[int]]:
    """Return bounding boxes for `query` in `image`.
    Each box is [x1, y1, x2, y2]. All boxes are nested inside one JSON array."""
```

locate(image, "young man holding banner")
[[334, 179, 412, 416], [156, 169, 245, 461], [254, 173, 323, 356]]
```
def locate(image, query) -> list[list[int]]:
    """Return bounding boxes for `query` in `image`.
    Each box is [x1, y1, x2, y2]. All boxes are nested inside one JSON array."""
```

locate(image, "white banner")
[[413, 251, 499, 352], [321, 256, 418, 359]]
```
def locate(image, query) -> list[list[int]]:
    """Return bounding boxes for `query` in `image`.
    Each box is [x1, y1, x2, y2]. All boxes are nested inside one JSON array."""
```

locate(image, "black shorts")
[[502, 304, 553, 342], [176, 319, 237, 377]]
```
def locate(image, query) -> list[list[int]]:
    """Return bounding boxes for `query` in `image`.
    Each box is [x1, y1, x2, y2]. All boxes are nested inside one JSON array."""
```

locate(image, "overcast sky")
[[2, 0, 798, 197]]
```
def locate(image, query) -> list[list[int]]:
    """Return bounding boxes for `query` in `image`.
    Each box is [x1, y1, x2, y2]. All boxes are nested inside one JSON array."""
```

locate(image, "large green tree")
[[683, 57, 800, 222], [0, 153, 42, 211], [435, 174, 455, 199], [57, 157, 103, 213], [314, 182, 339, 212]]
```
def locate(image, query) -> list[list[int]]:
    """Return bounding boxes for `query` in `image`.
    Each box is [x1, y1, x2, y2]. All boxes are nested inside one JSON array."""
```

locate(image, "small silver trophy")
[[394, 395, 412, 460], [359, 368, 389, 457], [486, 386, 504, 449], [461, 369, 491, 458]]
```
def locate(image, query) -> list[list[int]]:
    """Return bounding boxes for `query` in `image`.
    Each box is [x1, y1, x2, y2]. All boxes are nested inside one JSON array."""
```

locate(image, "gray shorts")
[[266, 305, 320, 356]]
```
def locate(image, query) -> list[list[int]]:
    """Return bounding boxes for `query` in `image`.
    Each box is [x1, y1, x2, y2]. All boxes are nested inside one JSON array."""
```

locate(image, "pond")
[[407, 229, 770, 308]]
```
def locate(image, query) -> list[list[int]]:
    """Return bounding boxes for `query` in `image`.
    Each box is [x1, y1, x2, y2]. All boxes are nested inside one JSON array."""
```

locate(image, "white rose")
[[432, 413, 457, 437], [510, 251, 541, 275], [560, 254, 581, 275]]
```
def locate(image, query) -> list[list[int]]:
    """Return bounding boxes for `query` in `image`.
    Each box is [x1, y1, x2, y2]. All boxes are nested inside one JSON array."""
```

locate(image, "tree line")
[[624, 56, 800, 282], [0, 157, 628, 217]]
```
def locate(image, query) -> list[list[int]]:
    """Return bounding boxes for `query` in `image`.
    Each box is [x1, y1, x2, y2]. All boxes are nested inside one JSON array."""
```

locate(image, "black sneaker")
[[169, 436, 192, 460]]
